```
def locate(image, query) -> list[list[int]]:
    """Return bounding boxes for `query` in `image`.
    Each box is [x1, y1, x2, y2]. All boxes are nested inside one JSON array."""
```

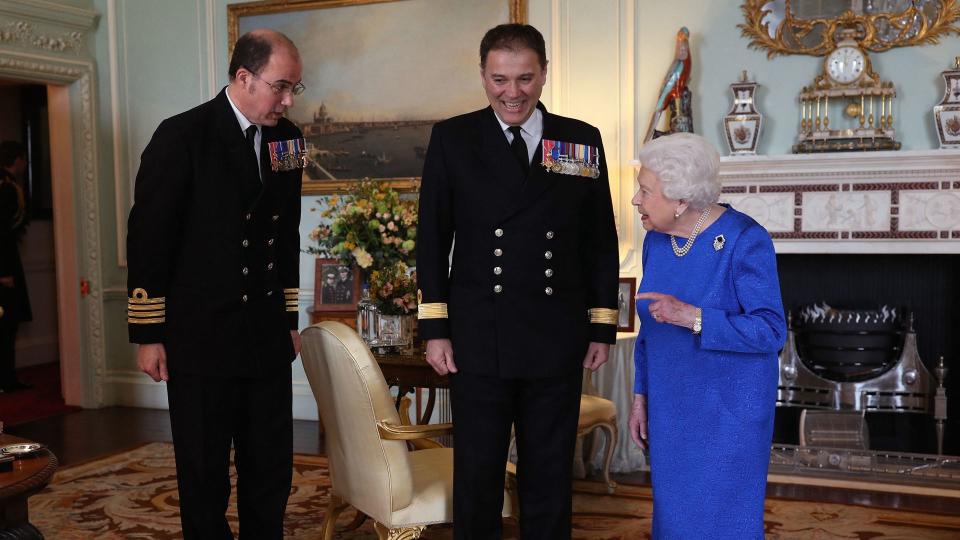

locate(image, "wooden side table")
[[0, 434, 58, 539]]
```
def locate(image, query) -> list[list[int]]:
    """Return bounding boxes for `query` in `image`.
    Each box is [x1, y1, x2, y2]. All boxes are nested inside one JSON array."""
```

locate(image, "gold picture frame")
[[227, 0, 527, 195]]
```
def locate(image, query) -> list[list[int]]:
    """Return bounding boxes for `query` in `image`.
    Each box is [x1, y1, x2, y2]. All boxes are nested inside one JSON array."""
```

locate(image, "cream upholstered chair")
[[578, 375, 618, 494], [300, 321, 516, 540]]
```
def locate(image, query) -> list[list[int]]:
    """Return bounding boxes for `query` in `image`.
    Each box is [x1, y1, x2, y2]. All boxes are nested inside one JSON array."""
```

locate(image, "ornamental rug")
[[27, 442, 960, 539]]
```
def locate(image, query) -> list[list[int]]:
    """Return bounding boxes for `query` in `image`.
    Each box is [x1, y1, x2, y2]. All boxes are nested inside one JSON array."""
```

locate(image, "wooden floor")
[[5, 407, 958, 516]]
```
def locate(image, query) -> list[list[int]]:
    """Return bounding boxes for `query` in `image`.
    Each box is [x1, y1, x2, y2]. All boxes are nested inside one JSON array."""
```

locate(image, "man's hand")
[[629, 393, 648, 450], [582, 341, 610, 371], [425, 338, 457, 376], [290, 330, 301, 355], [0, 276, 13, 287], [137, 343, 169, 382]]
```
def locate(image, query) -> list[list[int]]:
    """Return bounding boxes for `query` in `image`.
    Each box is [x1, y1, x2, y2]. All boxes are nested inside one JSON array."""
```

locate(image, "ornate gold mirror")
[[740, 0, 960, 58]]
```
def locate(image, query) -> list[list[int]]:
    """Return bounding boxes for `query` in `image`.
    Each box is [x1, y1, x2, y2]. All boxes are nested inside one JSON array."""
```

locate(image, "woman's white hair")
[[636, 133, 721, 210]]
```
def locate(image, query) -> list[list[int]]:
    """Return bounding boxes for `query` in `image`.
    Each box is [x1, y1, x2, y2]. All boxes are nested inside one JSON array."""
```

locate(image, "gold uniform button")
[[245, 213, 252, 221], [272, 215, 280, 221], [242, 267, 249, 276], [545, 269, 554, 277], [267, 290, 274, 296], [494, 228, 504, 237], [267, 262, 275, 270], [242, 239, 249, 248], [493, 266, 502, 275], [544, 251, 553, 260], [494, 248, 503, 257], [546, 231, 555, 239], [494, 284, 503, 293], [268, 238, 275, 246], [241, 294, 248, 303], [545, 287, 553, 295]]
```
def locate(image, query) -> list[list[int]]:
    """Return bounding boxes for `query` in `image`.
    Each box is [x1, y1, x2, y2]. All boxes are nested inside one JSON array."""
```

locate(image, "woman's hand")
[[629, 393, 648, 450], [636, 291, 697, 330]]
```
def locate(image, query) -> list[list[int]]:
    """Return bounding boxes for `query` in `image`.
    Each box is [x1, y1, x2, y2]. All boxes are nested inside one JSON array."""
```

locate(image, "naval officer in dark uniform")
[[126, 29, 305, 539], [416, 24, 619, 540], [0, 141, 32, 393]]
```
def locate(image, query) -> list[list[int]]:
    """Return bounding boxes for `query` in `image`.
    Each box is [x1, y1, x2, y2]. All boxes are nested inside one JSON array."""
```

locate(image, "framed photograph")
[[617, 277, 636, 333], [227, 0, 526, 194], [314, 258, 362, 311]]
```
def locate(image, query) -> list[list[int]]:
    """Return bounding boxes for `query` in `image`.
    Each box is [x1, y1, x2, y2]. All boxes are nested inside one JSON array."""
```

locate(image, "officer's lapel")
[[479, 107, 526, 198], [499, 106, 557, 221], [216, 92, 264, 206]]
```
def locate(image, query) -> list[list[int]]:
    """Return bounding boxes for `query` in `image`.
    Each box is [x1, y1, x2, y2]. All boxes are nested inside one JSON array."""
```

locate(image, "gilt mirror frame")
[[739, 0, 960, 58]]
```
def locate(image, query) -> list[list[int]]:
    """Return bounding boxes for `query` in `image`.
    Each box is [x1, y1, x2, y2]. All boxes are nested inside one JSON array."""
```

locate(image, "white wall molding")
[[0, 0, 98, 31]]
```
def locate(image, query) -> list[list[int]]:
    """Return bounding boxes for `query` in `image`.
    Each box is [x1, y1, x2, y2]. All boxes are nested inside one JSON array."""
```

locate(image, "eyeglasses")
[[247, 69, 305, 96]]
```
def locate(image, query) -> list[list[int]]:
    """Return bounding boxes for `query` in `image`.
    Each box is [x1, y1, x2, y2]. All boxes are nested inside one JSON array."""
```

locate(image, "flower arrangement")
[[308, 178, 417, 271], [368, 261, 417, 315]]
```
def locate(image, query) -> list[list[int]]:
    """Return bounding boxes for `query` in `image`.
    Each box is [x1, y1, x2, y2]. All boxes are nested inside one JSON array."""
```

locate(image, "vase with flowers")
[[309, 179, 419, 349]]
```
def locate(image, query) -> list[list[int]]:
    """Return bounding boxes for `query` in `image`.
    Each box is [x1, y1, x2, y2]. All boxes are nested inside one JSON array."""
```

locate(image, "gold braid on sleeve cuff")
[[284, 288, 299, 312], [588, 308, 618, 325], [128, 288, 166, 324], [418, 302, 448, 320]]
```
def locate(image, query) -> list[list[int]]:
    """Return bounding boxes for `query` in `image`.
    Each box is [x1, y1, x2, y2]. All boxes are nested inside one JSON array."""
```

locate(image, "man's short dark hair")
[[480, 24, 547, 69], [229, 32, 273, 79], [0, 141, 26, 168]]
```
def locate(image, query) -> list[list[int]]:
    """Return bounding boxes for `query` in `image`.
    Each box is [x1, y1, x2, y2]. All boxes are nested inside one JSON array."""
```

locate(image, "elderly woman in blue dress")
[[628, 133, 786, 539]]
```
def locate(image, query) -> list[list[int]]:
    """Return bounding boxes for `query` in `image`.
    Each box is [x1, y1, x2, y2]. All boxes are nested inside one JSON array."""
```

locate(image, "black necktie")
[[508, 126, 529, 176], [245, 125, 262, 181]]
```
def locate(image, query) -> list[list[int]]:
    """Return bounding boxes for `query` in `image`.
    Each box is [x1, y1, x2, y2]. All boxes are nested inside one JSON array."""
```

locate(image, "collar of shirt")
[[225, 87, 262, 178], [494, 107, 543, 164]]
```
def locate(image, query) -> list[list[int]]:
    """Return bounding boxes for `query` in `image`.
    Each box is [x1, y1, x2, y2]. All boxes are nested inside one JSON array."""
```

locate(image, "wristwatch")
[[692, 307, 702, 335]]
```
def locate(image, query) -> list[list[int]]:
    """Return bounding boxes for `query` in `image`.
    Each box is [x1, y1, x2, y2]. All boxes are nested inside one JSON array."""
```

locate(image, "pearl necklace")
[[670, 206, 712, 257]]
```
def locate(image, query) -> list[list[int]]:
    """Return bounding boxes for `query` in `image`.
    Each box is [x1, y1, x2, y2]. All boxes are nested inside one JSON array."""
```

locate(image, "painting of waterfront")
[[231, 0, 523, 191]]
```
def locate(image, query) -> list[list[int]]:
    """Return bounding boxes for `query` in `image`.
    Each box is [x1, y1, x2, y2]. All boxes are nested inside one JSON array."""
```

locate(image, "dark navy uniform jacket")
[[126, 89, 301, 377], [0, 170, 31, 325], [416, 104, 619, 378]]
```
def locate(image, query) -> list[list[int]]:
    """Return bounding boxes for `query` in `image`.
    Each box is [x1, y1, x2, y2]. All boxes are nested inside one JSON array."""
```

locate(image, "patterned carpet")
[[27, 442, 960, 539]]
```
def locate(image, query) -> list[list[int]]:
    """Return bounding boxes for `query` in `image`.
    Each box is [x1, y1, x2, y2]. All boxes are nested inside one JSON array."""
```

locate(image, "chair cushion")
[[579, 394, 617, 428]]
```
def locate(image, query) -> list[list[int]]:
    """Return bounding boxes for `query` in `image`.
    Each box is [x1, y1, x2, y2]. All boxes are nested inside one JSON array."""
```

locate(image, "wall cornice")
[[0, 0, 98, 31]]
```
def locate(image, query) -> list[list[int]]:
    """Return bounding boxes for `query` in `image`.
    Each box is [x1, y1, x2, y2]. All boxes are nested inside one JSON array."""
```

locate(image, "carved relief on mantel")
[[0, 20, 83, 54], [719, 150, 960, 253], [0, 0, 98, 57]]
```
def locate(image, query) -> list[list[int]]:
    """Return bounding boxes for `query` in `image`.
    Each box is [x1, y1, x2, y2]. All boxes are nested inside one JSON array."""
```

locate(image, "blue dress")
[[634, 206, 786, 539]]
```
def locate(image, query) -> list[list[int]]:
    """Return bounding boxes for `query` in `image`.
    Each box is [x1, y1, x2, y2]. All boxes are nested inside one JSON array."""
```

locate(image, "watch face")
[[827, 46, 865, 84]]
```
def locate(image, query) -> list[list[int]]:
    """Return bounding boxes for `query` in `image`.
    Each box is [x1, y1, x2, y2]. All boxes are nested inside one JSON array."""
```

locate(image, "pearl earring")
[[674, 209, 681, 219]]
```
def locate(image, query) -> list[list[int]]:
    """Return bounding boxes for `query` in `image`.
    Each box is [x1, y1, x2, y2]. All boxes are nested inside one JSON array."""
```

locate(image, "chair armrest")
[[377, 420, 454, 440]]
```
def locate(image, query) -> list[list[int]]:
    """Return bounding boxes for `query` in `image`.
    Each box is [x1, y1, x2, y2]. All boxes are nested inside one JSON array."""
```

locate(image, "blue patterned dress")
[[634, 206, 786, 539]]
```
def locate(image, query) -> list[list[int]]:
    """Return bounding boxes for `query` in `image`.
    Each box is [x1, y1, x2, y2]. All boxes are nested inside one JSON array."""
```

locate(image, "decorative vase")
[[934, 57, 960, 148], [723, 70, 763, 155], [356, 290, 414, 352]]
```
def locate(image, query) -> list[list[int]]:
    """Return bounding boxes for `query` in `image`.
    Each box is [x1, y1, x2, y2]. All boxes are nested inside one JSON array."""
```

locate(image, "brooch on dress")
[[713, 234, 725, 251]]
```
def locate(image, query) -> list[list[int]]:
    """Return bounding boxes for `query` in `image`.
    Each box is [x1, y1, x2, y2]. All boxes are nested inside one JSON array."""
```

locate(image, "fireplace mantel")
[[719, 150, 960, 254]]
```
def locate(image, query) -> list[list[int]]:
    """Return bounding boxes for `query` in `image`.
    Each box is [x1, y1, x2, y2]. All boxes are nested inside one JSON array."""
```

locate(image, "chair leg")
[[599, 423, 618, 494], [321, 494, 349, 540], [337, 508, 368, 532], [374, 522, 426, 540]]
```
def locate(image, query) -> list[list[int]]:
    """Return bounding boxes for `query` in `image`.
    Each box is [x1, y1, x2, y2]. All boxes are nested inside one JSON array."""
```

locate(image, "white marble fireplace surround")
[[718, 150, 960, 254]]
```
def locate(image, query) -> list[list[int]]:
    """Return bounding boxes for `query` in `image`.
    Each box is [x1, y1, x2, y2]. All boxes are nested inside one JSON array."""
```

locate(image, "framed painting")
[[227, 0, 527, 194], [617, 277, 636, 333], [313, 258, 362, 311]]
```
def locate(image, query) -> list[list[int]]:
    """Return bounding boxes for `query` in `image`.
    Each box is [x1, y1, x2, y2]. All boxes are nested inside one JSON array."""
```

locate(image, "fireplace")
[[719, 150, 960, 456]]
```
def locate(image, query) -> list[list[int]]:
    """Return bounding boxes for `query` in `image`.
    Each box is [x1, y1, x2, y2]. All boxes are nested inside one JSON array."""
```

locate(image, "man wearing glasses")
[[126, 29, 305, 539]]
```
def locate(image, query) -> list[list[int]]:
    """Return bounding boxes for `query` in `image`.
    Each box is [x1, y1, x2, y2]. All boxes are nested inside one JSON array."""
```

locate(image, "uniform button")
[[267, 290, 274, 296], [267, 262, 275, 270], [242, 239, 249, 248], [242, 267, 249, 276], [546, 231, 555, 239], [267, 238, 275, 246], [494, 228, 504, 237], [545, 269, 554, 277], [494, 284, 503, 293], [272, 214, 280, 221], [245, 213, 252, 221], [544, 251, 553, 259], [545, 287, 553, 295], [494, 248, 503, 257], [241, 294, 248, 303], [493, 266, 502, 275]]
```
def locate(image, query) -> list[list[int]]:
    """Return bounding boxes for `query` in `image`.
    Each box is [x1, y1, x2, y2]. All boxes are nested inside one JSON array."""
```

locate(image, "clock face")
[[826, 46, 866, 84]]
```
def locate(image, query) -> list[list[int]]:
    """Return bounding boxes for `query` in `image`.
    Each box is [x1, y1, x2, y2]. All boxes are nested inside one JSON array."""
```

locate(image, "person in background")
[[628, 132, 786, 539], [0, 141, 33, 393], [416, 23, 619, 539], [126, 29, 305, 539]]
